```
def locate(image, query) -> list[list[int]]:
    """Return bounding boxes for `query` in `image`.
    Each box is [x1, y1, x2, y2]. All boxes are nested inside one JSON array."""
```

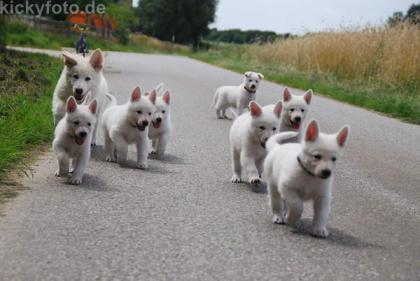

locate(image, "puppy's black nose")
[[156, 117, 162, 123], [294, 116, 301, 122], [321, 169, 331, 178], [142, 120, 149, 126], [75, 88, 83, 95], [79, 132, 87, 138], [251, 85, 256, 89]]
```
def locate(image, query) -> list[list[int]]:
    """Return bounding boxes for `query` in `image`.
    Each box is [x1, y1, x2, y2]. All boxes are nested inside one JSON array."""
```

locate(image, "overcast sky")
[[210, 0, 416, 34]]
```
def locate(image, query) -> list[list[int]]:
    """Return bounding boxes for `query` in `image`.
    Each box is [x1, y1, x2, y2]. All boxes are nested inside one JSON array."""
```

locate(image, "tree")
[[405, 4, 420, 24], [138, 0, 218, 46], [387, 11, 404, 27]]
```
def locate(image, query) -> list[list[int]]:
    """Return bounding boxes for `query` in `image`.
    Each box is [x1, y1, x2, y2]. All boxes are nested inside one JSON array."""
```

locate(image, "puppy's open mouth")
[[290, 120, 301, 130], [75, 136, 86, 145], [136, 124, 146, 131], [74, 94, 85, 101], [152, 121, 161, 129]]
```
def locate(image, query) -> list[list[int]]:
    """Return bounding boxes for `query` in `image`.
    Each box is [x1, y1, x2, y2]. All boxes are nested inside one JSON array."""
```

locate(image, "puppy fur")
[[148, 89, 172, 157], [212, 71, 264, 119], [102, 86, 156, 169], [229, 101, 296, 185], [264, 120, 350, 237], [52, 49, 109, 144], [279, 88, 313, 143], [53, 96, 98, 185]]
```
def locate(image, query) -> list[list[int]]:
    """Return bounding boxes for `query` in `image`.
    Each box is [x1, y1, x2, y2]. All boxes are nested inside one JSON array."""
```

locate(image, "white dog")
[[212, 71, 264, 119], [52, 49, 109, 145], [264, 120, 350, 237], [53, 96, 98, 185], [229, 101, 296, 185], [148, 89, 172, 157], [279, 88, 313, 143], [102, 86, 156, 169]]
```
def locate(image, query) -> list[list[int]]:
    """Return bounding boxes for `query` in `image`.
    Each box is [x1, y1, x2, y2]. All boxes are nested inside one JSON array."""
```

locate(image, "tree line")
[[205, 28, 291, 44]]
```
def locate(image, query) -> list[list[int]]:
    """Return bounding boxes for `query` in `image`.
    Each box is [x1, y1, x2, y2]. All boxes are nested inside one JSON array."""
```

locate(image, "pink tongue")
[[153, 122, 161, 129], [75, 137, 85, 145], [292, 123, 300, 130]]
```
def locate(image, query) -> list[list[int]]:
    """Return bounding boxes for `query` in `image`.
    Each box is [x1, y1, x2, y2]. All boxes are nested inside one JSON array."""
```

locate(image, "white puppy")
[[53, 96, 98, 185], [212, 71, 264, 119], [280, 88, 313, 143], [148, 89, 172, 157], [102, 86, 156, 169], [52, 49, 109, 145], [264, 120, 350, 237], [229, 101, 296, 185]]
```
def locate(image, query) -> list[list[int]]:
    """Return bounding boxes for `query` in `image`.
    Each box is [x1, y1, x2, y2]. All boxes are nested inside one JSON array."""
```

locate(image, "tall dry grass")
[[247, 23, 420, 88]]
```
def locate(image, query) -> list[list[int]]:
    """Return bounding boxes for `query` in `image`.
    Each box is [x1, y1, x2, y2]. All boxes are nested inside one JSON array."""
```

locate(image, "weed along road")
[[1, 50, 420, 280]]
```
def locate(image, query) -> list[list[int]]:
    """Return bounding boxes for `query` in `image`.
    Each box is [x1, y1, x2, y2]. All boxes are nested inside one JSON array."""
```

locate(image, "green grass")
[[190, 44, 420, 124], [0, 50, 62, 202]]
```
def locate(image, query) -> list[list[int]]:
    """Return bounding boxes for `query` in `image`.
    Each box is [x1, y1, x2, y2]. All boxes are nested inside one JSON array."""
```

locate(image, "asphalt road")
[[0, 49, 419, 281]]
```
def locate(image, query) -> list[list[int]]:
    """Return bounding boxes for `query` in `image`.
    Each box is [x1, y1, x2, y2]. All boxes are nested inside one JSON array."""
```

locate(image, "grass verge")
[[0, 50, 61, 203], [6, 20, 190, 54]]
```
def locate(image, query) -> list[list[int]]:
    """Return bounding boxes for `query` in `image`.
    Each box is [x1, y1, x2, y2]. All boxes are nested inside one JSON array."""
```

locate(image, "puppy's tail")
[[105, 93, 117, 107], [210, 90, 219, 109], [228, 108, 239, 120], [266, 132, 299, 152]]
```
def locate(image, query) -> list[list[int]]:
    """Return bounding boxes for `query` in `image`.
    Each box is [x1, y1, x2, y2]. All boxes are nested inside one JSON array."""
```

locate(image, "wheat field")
[[247, 23, 420, 89]]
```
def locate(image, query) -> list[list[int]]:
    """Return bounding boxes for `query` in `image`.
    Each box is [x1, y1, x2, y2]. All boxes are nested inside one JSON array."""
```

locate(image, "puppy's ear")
[[149, 90, 157, 104], [305, 119, 319, 142], [89, 99, 98, 114], [273, 101, 283, 118], [283, 88, 292, 102], [304, 89, 313, 105], [89, 49, 104, 72], [244, 71, 251, 78], [336, 125, 350, 147], [163, 90, 170, 105], [131, 86, 141, 102], [257, 73, 264, 79], [249, 101, 262, 117], [63, 52, 77, 68], [66, 96, 77, 113]]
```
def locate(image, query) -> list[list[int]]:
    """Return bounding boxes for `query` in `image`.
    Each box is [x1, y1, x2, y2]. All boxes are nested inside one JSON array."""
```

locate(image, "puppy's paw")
[[249, 176, 261, 185], [231, 175, 241, 183], [312, 227, 329, 238], [55, 170, 67, 177], [105, 155, 116, 162], [137, 162, 148, 169], [68, 177, 82, 185], [273, 214, 285, 224]]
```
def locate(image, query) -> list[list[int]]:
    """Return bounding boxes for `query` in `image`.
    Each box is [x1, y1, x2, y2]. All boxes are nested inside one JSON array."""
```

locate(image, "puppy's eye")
[[73, 74, 79, 79], [87, 122, 91, 126], [74, 121, 80, 125], [259, 126, 265, 130], [301, 109, 305, 112], [256, 80, 259, 83], [314, 154, 322, 160], [148, 112, 152, 116], [137, 110, 142, 114], [162, 110, 166, 114], [332, 157, 337, 162], [290, 108, 295, 112], [272, 127, 276, 131], [85, 77, 91, 81]]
